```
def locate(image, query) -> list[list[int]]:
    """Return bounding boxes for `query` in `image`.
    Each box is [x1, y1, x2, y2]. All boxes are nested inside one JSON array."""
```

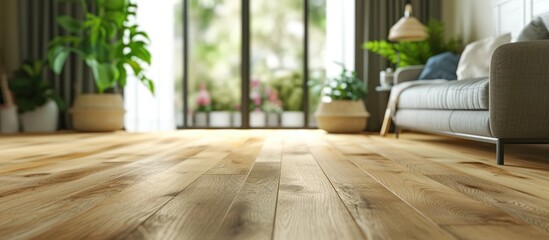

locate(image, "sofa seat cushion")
[[398, 78, 489, 110], [395, 110, 492, 137]]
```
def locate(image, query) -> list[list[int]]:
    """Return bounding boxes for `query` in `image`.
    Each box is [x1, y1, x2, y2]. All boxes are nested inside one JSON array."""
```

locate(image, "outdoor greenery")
[[9, 60, 65, 113], [321, 65, 366, 101], [181, 0, 326, 120], [269, 72, 303, 111], [48, 0, 153, 94], [363, 19, 462, 67]]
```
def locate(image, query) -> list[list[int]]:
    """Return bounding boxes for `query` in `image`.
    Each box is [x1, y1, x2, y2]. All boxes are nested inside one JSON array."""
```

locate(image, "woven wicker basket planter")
[[70, 94, 125, 132], [315, 100, 369, 133]]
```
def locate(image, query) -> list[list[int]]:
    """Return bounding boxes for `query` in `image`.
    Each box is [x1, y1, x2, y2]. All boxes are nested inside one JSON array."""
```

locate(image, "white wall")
[[443, 0, 549, 43], [442, 0, 495, 43]]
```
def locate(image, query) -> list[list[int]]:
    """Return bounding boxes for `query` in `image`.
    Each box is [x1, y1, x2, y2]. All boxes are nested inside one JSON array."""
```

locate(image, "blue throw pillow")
[[418, 52, 460, 80], [517, 14, 549, 41]]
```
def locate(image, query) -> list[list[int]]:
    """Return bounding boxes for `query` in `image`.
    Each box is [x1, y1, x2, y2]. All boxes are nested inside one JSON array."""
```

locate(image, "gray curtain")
[[356, 0, 441, 131], [18, 0, 96, 129]]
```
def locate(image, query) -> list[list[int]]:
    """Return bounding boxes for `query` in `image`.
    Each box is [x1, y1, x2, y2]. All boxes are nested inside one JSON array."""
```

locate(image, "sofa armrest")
[[394, 65, 424, 85], [490, 41, 549, 138]]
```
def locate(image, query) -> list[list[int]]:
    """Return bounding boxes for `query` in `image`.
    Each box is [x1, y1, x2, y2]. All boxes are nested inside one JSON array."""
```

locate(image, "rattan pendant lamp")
[[388, 0, 428, 41]]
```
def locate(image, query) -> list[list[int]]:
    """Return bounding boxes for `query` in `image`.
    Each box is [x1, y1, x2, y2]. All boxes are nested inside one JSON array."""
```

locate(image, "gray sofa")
[[392, 40, 549, 165]]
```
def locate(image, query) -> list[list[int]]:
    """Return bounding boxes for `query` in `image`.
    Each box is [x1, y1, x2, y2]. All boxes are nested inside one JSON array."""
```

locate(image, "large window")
[[175, 0, 352, 129]]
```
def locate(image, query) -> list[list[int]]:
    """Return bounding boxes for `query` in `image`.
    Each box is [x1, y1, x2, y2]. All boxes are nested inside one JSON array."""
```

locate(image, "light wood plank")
[[255, 134, 283, 163], [214, 163, 279, 240], [368, 134, 549, 201], [306, 137, 456, 240], [443, 225, 549, 240], [32, 150, 231, 239], [127, 175, 246, 240], [0, 130, 548, 240], [274, 150, 365, 240], [336, 143, 522, 225], [429, 174, 549, 233], [205, 137, 264, 175]]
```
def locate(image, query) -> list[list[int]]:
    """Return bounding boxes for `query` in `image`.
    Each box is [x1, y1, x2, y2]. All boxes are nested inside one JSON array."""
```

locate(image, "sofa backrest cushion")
[[418, 52, 460, 80], [456, 33, 511, 80], [516, 12, 549, 41]]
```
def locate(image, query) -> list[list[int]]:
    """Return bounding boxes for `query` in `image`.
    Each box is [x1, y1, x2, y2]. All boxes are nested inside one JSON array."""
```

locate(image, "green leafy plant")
[[9, 60, 65, 113], [48, 0, 153, 94], [211, 80, 239, 111], [269, 72, 303, 111], [322, 65, 366, 101], [363, 19, 462, 67]]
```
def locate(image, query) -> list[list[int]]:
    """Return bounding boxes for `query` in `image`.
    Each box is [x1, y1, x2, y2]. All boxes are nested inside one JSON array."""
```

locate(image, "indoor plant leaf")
[[56, 15, 83, 33]]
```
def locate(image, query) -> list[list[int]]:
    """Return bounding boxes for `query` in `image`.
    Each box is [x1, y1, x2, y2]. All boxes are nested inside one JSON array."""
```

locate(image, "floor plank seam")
[[308, 138, 369, 240], [116, 149, 221, 239], [326, 136, 452, 232], [213, 155, 261, 237]]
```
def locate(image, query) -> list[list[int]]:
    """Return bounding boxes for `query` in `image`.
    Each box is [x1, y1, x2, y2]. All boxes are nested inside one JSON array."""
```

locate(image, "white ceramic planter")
[[209, 111, 232, 127], [281, 111, 304, 127], [232, 112, 241, 127], [194, 112, 208, 127], [0, 106, 19, 133], [250, 111, 266, 127], [71, 94, 125, 132], [20, 100, 59, 132], [315, 100, 369, 133], [186, 112, 194, 126], [266, 113, 279, 127]]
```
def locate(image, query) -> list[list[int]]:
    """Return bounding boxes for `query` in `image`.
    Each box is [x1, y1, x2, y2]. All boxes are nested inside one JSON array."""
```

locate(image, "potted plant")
[[48, 0, 153, 131], [231, 104, 241, 127], [209, 81, 237, 128], [315, 66, 369, 133], [249, 79, 266, 127], [262, 87, 282, 127], [363, 19, 461, 68], [270, 71, 304, 127], [194, 83, 211, 127], [9, 60, 65, 132]]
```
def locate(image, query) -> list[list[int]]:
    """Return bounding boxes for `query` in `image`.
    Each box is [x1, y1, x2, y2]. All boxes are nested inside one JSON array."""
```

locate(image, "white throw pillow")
[[456, 33, 512, 80]]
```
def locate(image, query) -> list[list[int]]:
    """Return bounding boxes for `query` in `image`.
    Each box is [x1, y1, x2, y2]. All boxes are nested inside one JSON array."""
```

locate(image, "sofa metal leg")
[[496, 139, 504, 165], [395, 125, 400, 139]]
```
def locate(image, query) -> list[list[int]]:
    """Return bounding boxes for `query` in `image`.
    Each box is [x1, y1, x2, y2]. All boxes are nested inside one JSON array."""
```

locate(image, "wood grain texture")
[[305, 137, 456, 240], [205, 137, 264, 175], [212, 164, 280, 239], [128, 175, 246, 240], [0, 130, 548, 239], [274, 143, 365, 240], [29, 149, 231, 239]]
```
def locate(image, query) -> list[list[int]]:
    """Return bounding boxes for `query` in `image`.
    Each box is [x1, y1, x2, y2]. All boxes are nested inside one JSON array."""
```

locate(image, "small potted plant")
[[262, 87, 282, 127], [9, 60, 65, 132], [270, 71, 304, 127], [209, 81, 237, 128], [315, 66, 369, 133], [249, 79, 266, 127], [231, 104, 241, 127], [48, 0, 152, 131], [194, 83, 211, 127]]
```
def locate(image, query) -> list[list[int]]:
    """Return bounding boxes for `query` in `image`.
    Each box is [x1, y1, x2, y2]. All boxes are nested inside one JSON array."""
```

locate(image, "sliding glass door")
[[249, 0, 305, 128], [176, 0, 329, 129]]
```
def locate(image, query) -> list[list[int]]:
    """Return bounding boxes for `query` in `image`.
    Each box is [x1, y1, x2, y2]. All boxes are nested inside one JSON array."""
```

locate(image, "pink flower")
[[268, 89, 279, 103], [251, 79, 260, 89], [196, 83, 211, 106]]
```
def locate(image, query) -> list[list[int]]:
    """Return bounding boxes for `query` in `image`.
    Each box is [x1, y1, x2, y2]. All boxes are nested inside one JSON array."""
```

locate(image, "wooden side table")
[[375, 86, 393, 136]]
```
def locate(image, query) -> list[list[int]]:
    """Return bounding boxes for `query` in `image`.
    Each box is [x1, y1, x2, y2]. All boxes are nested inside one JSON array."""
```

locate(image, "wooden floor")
[[1, 130, 549, 240]]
